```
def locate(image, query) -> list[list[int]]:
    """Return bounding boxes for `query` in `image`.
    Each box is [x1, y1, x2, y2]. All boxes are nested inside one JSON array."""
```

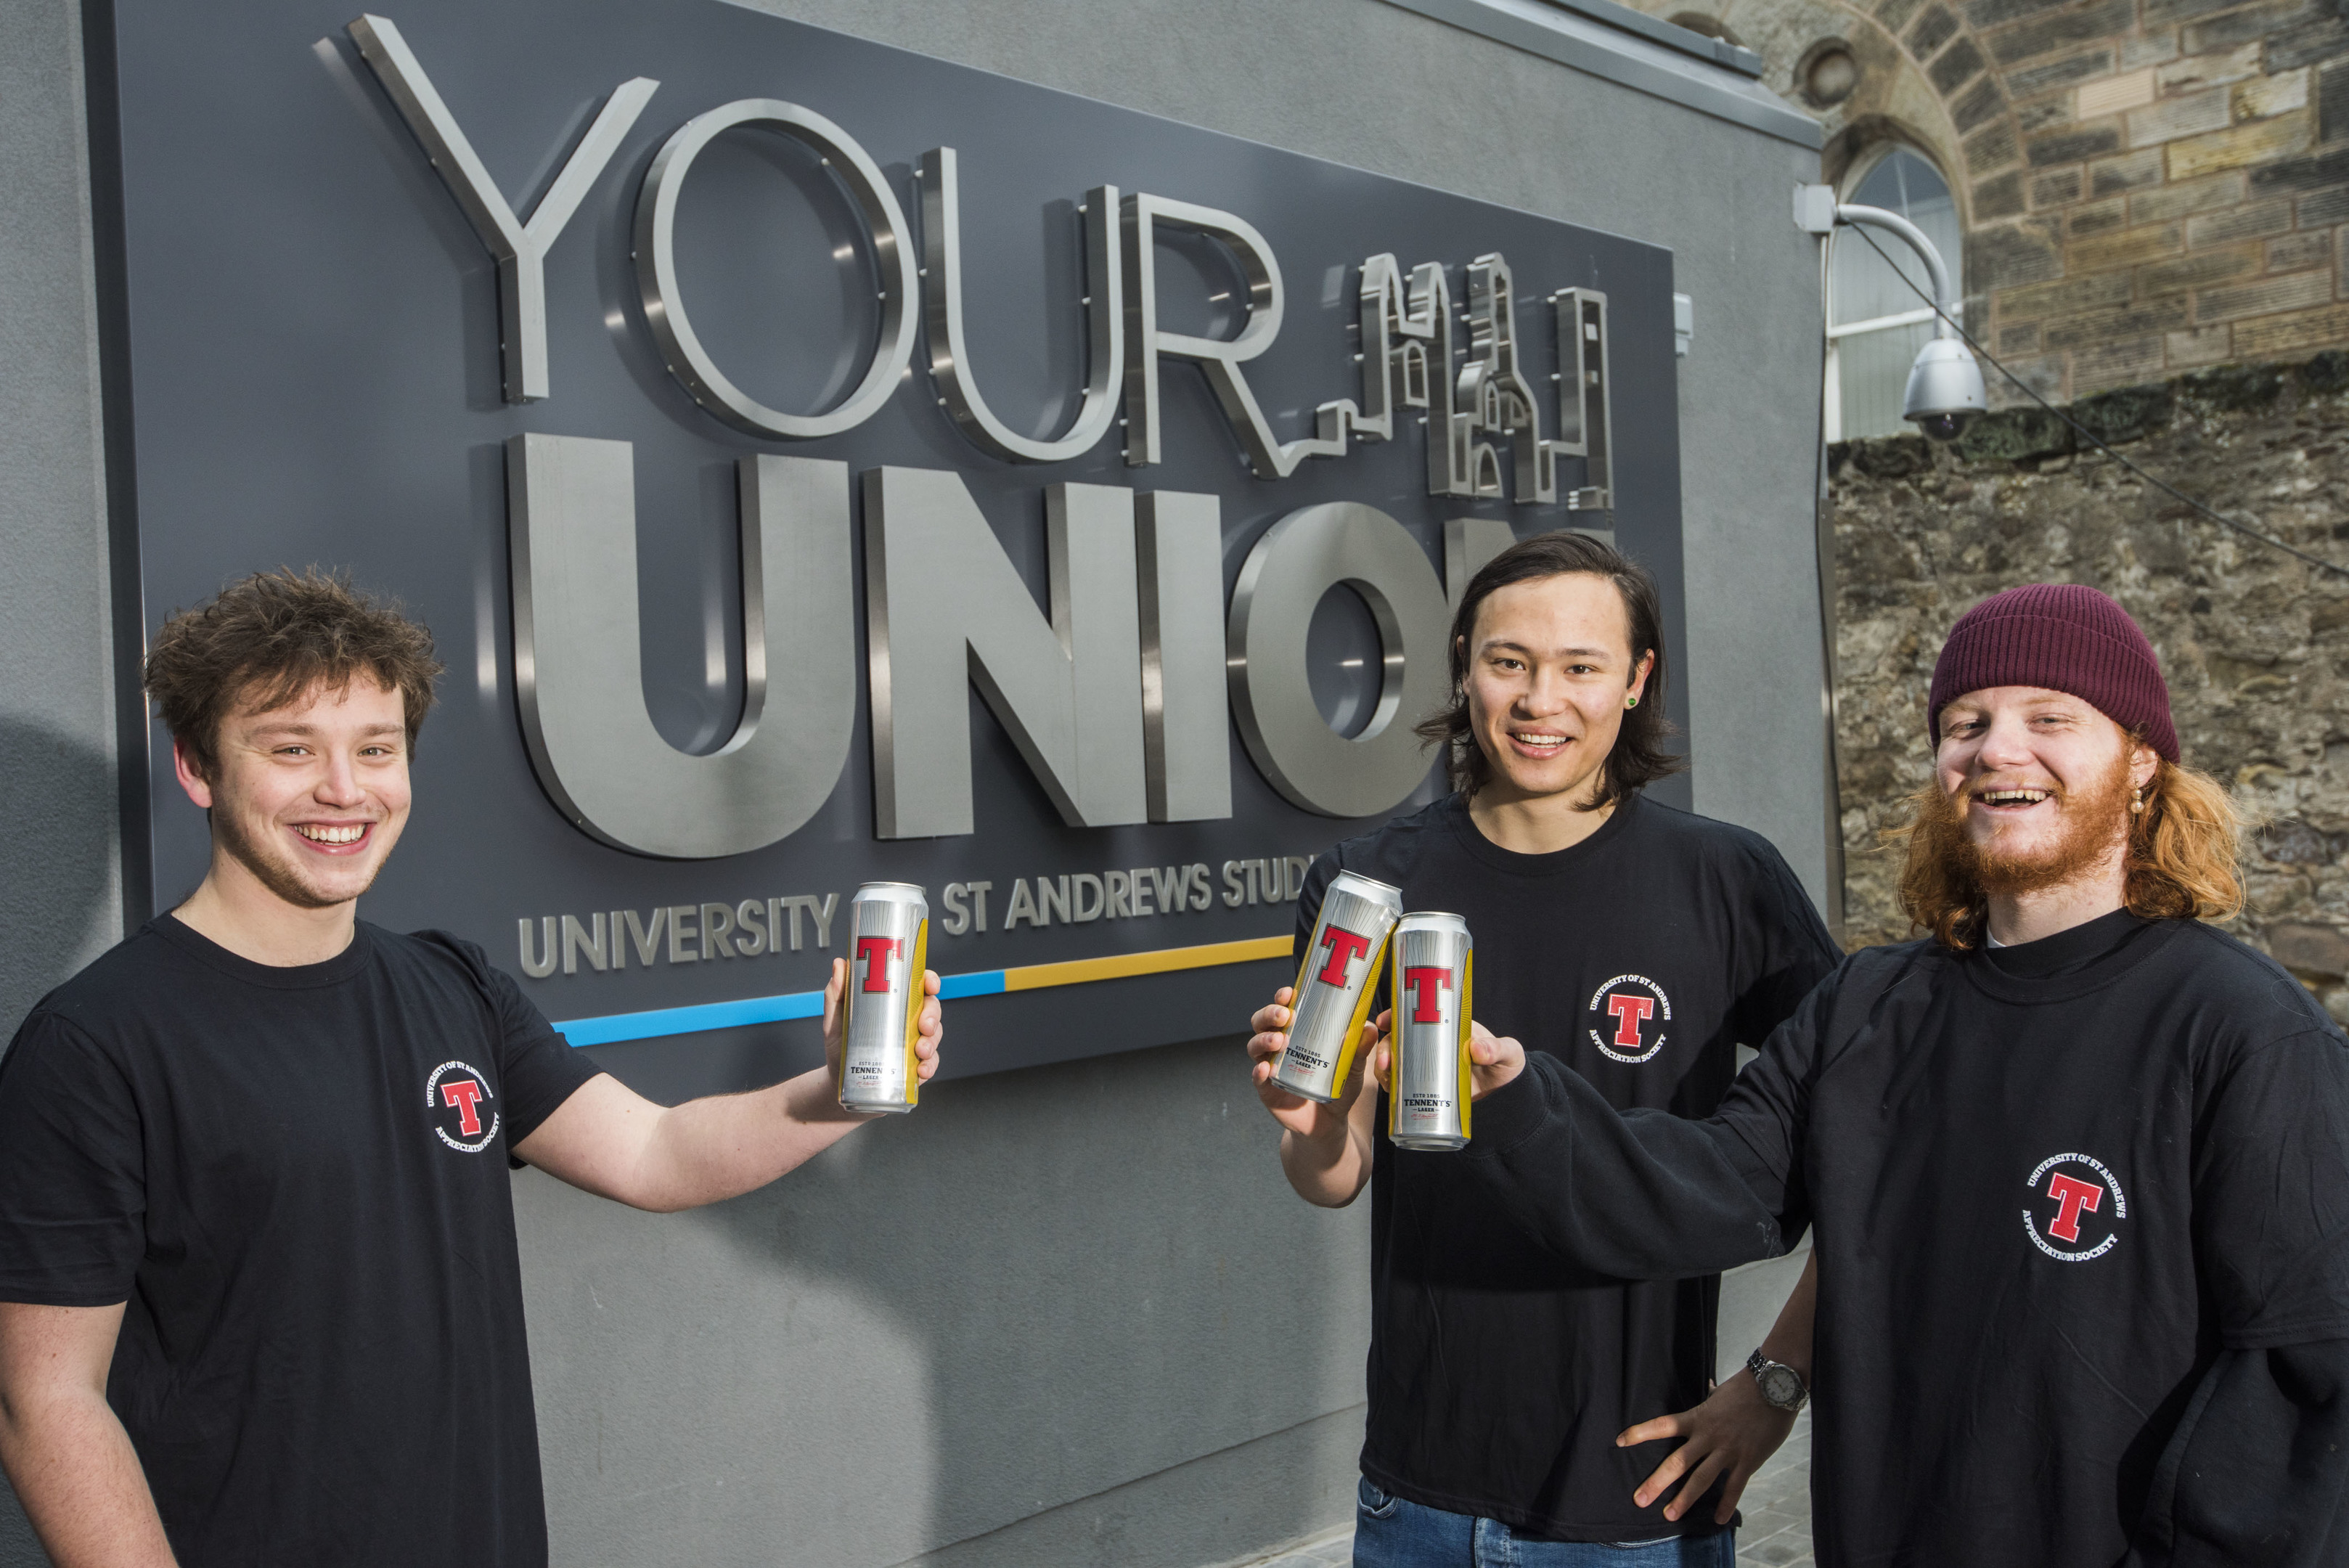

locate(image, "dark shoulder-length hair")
[[1411, 530, 1684, 809]]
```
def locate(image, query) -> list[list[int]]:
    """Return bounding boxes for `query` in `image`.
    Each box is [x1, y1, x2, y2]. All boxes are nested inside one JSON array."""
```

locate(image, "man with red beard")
[[1423, 584, 2349, 1564]]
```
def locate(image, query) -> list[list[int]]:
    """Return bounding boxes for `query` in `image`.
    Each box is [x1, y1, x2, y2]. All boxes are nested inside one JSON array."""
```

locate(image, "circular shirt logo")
[[2022, 1151, 2126, 1262], [1587, 974, 1672, 1064], [426, 1061, 500, 1153]]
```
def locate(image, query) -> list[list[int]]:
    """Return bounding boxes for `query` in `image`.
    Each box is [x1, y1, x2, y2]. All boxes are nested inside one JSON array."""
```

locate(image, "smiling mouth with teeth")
[[1513, 732, 1571, 747], [1974, 788, 2054, 808], [295, 823, 370, 845]]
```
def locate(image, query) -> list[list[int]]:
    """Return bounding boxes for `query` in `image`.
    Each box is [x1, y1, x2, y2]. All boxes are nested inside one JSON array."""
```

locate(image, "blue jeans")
[[1352, 1477, 1736, 1567]]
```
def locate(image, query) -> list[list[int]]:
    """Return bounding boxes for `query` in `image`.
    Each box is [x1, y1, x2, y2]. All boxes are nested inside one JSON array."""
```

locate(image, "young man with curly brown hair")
[[0, 569, 944, 1568]]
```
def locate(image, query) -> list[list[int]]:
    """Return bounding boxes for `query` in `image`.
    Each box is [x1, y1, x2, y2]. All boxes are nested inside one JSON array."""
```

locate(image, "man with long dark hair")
[[1247, 532, 1842, 1563], [1433, 584, 2349, 1564]]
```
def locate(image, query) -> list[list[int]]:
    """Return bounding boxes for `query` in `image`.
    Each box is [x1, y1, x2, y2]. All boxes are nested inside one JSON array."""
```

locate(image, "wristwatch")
[[1747, 1349, 1809, 1413]]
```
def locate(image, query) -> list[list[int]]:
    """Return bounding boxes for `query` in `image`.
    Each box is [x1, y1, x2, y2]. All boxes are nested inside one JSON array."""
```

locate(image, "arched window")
[[1826, 147, 1961, 441]]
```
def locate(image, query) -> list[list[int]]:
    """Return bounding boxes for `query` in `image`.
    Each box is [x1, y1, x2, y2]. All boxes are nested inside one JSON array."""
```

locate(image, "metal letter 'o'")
[[1227, 503, 1450, 818], [634, 99, 918, 438]]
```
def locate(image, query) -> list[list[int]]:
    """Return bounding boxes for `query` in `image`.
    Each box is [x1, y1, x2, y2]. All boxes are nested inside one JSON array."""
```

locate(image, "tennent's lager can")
[[1272, 870, 1404, 1104], [1386, 912, 1473, 1151], [838, 883, 928, 1113]]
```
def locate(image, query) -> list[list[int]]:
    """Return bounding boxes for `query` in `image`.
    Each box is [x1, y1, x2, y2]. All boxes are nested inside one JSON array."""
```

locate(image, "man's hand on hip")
[[1617, 1367, 1797, 1526]]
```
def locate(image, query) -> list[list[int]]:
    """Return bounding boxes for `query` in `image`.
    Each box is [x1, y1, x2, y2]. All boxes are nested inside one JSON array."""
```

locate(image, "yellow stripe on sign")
[[1002, 934, 1293, 992]]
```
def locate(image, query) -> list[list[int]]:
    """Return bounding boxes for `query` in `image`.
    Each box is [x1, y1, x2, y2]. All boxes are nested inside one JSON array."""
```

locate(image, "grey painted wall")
[[0, 0, 118, 1042], [517, 1038, 1371, 1568], [0, 1, 1823, 1564], [0, 4, 120, 1560]]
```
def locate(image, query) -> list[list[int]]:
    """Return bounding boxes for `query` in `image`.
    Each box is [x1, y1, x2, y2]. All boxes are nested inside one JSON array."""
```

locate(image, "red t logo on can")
[[1316, 926, 1373, 987], [857, 935, 902, 993], [1403, 965, 1453, 1024]]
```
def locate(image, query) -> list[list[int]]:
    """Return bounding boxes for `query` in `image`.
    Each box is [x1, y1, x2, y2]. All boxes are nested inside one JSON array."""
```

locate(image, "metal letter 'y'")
[[348, 15, 655, 402]]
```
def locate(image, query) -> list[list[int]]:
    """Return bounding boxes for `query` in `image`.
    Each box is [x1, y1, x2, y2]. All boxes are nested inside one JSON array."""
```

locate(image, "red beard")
[[1913, 748, 2135, 900]]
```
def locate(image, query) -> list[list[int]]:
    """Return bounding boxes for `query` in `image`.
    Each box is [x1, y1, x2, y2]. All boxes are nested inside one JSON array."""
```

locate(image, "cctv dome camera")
[[1903, 338, 1987, 442]]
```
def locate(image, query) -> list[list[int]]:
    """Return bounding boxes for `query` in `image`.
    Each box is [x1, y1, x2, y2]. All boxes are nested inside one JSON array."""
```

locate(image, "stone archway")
[[1630, 0, 2349, 401]]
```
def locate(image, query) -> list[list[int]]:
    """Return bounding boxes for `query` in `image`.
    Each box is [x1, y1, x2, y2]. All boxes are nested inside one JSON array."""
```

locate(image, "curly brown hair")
[[1412, 530, 1685, 809], [144, 568, 443, 778], [1894, 752, 2244, 950]]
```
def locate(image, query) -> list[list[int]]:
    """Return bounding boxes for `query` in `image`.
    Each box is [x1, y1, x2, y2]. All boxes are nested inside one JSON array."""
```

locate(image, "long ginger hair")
[[1894, 754, 2244, 950]]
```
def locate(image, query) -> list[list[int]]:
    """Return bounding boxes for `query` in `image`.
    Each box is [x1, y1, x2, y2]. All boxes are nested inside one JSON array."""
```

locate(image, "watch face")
[[1757, 1364, 1803, 1408]]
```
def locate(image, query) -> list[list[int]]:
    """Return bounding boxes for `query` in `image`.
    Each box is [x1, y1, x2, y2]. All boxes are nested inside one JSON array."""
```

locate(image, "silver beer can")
[[839, 882, 928, 1113], [1272, 870, 1404, 1104], [1387, 912, 1473, 1151]]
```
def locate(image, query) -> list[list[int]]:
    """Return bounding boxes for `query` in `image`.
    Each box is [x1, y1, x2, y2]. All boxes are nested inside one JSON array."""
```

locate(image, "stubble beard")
[[211, 806, 383, 912], [1916, 748, 2136, 900]]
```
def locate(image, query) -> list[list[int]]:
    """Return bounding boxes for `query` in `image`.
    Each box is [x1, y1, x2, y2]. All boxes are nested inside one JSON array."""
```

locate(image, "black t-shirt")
[[0, 915, 600, 1567], [1296, 791, 1840, 1540], [1467, 910, 2349, 1564]]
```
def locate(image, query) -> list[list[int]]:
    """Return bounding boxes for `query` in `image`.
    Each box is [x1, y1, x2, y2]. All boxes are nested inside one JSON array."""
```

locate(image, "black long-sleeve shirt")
[[1299, 792, 1840, 1539], [1458, 910, 2349, 1566]]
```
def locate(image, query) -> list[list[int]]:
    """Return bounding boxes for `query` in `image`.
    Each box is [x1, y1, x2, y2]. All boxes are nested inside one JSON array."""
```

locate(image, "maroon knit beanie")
[[1927, 584, 2178, 761]]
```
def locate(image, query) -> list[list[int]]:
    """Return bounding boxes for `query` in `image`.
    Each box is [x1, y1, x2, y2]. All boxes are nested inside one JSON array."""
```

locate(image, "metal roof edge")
[[1540, 0, 1767, 76], [1381, 0, 1826, 151]]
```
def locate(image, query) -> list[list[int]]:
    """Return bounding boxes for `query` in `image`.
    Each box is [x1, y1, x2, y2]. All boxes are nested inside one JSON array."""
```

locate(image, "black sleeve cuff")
[[1463, 1053, 1564, 1156]]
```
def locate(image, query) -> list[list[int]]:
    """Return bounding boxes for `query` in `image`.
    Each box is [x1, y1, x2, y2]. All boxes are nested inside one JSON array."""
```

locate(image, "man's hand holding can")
[[1249, 989, 1381, 1130], [1462, 1019, 1524, 1101], [1248, 988, 1382, 1207], [823, 955, 944, 1114], [1349, 1013, 1525, 1108]]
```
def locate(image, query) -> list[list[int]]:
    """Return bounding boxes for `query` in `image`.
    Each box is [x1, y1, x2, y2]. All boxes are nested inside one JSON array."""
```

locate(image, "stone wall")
[[1637, 0, 2349, 401], [1829, 350, 2349, 1015]]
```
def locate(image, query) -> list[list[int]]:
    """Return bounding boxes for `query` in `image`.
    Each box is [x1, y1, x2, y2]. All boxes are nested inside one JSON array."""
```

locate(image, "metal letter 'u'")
[[918, 149, 1124, 463], [507, 434, 854, 858]]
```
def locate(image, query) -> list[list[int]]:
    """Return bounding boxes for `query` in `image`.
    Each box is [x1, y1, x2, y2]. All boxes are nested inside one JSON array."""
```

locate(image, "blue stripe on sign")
[[552, 988, 825, 1048], [552, 968, 1010, 1046], [938, 970, 1007, 1000]]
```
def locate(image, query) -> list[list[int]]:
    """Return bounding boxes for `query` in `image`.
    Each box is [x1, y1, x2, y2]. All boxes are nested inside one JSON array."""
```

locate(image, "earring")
[[1625, 694, 1640, 710], [2130, 786, 2145, 814]]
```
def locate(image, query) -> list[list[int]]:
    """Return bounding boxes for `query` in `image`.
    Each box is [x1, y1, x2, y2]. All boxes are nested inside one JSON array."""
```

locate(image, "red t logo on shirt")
[[1588, 976, 1672, 1064], [1403, 965, 1453, 1024], [425, 1062, 499, 1154], [2023, 1153, 2127, 1262], [2043, 1172, 2103, 1243], [439, 1078, 487, 1137], [857, 936, 902, 993], [1315, 926, 1373, 987], [1606, 992, 1656, 1048]]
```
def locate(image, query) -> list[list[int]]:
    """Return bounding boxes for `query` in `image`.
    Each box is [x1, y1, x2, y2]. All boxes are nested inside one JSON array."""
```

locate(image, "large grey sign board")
[[96, 0, 1686, 1100]]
